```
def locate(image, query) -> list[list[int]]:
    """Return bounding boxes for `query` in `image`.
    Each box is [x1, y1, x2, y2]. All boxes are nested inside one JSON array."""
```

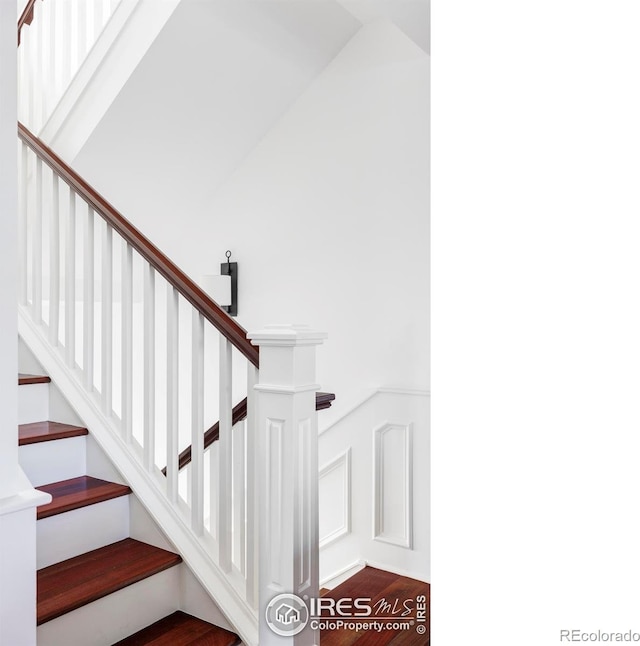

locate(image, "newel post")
[[248, 324, 327, 646]]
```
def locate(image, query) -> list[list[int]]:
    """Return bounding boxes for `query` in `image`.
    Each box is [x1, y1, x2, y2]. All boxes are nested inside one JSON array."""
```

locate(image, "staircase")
[[13, 3, 333, 644], [19, 371, 241, 645], [9, 3, 430, 645]]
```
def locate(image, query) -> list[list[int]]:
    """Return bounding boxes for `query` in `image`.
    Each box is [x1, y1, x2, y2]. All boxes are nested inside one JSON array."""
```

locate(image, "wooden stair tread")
[[36, 476, 131, 520], [113, 611, 240, 646], [18, 372, 51, 385], [19, 420, 88, 445], [37, 538, 182, 625]]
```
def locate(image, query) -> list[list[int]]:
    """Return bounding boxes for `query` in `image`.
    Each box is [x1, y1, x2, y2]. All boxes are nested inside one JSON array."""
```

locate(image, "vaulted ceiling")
[[73, 0, 428, 226]]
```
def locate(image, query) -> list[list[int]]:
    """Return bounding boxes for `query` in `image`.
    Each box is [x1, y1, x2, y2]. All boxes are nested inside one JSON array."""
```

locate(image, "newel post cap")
[[248, 324, 327, 347]]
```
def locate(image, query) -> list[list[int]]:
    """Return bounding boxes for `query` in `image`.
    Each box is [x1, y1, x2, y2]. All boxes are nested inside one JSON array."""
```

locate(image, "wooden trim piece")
[[316, 391, 336, 410], [18, 372, 51, 385], [19, 421, 89, 445], [17, 0, 38, 45], [37, 538, 182, 625], [113, 611, 240, 646], [36, 476, 131, 520], [17, 123, 259, 367]]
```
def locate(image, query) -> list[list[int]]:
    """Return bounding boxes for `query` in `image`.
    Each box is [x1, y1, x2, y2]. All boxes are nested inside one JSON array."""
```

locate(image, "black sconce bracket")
[[221, 250, 238, 316]]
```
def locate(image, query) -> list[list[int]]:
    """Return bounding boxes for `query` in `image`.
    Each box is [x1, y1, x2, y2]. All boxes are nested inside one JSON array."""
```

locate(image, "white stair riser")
[[18, 383, 49, 424], [37, 565, 181, 646], [19, 437, 87, 487], [37, 497, 130, 568]]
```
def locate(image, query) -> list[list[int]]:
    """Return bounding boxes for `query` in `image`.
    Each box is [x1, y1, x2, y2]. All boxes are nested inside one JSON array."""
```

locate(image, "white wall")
[[0, 0, 20, 498], [72, 0, 359, 224], [73, 18, 429, 423], [1, 2, 50, 642]]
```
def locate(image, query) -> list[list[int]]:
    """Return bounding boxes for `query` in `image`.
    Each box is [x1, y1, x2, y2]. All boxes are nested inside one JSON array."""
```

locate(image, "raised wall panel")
[[373, 423, 413, 549], [297, 417, 312, 591], [265, 418, 284, 590], [319, 448, 351, 549]]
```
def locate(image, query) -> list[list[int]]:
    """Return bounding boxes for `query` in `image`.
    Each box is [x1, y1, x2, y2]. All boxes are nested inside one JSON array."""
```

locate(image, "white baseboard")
[[319, 560, 365, 589], [363, 559, 430, 584]]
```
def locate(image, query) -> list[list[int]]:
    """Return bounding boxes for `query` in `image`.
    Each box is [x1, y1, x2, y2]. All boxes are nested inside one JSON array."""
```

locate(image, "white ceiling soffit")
[[337, 0, 430, 54]]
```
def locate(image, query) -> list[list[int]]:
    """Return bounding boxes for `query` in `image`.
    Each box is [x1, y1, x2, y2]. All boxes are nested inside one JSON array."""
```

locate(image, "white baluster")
[[191, 310, 204, 534], [69, 0, 78, 75], [101, 224, 113, 414], [93, 0, 103, 44], [245, 363, 259, 608], [121, 242, 133, 442], [61, 0, 71, 92], [166, 286, 179, 501], [32, 158, 42, 323], [218, 336, 232, 572], [17, 39, 25, 122], [232, 417, 246, 575], [83, 207, 94, 390], [85, 1, 95, 47], [27, 28, 35, 128], [76, 0, 87, 67], [65, 189, 76, 367], [19, 143, 28, 305], [39, 0, 48, 120], [143, 263, 155, 471], [209, 441, 220, 541], [50, 0, 61, 101], [49, 173, 60, 345], [34, 2, 44, 129], [43, 0, 54, 120]]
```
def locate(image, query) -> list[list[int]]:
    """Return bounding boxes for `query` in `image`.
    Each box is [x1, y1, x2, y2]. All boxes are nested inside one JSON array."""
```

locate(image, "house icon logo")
[[266, 593, 309, 636], [276, 603, 301, 625]]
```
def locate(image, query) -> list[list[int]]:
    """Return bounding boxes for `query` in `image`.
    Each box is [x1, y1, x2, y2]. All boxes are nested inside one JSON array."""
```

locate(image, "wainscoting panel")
[[373, 423, 413, 548], [319, 448, 351, 548], [318, 389, 429, 584]]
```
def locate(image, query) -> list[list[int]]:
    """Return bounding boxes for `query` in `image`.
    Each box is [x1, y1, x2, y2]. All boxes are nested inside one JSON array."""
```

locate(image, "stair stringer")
[[19, 310, 259, 646]]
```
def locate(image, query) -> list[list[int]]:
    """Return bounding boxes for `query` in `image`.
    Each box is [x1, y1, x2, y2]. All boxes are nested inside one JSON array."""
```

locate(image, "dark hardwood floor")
[[320, 567, 429, 646]]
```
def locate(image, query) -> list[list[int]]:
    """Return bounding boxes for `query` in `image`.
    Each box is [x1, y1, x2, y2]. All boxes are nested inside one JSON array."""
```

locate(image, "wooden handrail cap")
[[248, 324, 327, 347]]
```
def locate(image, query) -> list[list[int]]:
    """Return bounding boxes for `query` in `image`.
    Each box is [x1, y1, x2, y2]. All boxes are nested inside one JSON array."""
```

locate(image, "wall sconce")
[[221, 250, 238, 316], [200, 250, 238, 317]]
